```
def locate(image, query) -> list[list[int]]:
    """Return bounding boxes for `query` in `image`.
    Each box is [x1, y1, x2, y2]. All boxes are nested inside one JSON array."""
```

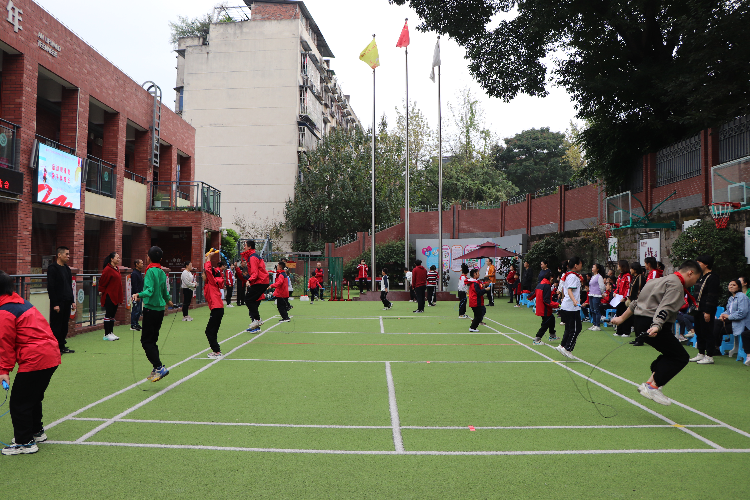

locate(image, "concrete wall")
[[84, 191, 116, 219], [122, 179, 147, 224]]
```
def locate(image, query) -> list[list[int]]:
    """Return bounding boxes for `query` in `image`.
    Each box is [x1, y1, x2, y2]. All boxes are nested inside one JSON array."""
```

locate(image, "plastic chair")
[[719, 333, 735, 355], [602, 308, 617, 328], [737, 336, 747, 363], [715, 306, 725, 318], [520, 293, 529, 307]]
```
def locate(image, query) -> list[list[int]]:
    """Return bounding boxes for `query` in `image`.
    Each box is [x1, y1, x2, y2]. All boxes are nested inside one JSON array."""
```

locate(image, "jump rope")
[[0, 380, 10, 446]]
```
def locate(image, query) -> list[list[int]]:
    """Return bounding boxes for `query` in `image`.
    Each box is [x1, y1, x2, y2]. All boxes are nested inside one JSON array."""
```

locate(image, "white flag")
[[429, 38, 441, 82]]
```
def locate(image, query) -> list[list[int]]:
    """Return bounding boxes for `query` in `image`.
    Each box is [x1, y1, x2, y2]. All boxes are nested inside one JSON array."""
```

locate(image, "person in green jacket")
[[132, 246, 174, 382]]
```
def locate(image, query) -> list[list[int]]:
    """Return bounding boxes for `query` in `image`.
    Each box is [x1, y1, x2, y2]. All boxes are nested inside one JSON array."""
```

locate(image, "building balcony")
[[148, 181, 221, 217]]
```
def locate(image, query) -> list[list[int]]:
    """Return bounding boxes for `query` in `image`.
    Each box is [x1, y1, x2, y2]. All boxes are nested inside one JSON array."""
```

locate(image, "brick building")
[[0, 1, 222, 327]]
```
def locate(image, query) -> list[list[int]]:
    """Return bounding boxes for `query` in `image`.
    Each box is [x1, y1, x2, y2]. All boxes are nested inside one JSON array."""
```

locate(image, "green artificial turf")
[[0, 299, 748, 499]]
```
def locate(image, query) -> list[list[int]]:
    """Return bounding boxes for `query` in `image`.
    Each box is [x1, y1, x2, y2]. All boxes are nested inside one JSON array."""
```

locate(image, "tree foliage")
[[492, 127, 574, 195], [220, 228, 241, 263], [524, 234, 564, 274], [342, 240, 415, 282], [671, 219, 747, 281], [168, 3, 232, 46], [284, 124, 405, 252], [389, 0, 750, 187]]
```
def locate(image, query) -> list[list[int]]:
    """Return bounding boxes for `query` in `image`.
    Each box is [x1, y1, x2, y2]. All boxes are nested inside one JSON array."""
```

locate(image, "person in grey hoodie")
[[611, 260, 702, 406]]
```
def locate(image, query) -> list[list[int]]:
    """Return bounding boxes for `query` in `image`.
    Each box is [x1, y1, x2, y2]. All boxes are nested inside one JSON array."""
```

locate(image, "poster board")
[[36, 143, 83, 209]]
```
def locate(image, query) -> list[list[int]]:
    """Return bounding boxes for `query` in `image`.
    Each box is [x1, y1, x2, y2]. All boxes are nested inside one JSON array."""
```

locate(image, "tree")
[[284, 124, 406, 251], [492, 127, 574, 195], [395, 100, 436, 207], [389, 0, 750, 187], [563, 121, 587, 173], [168, 3, 230, 46], [220, 228, 240, 263], [342, 240, 415, 282]]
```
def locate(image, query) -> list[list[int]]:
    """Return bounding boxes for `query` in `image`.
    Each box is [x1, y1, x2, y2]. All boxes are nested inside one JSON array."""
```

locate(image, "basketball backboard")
[[712, 157, 750, 206], [605, 191, 633, 226]]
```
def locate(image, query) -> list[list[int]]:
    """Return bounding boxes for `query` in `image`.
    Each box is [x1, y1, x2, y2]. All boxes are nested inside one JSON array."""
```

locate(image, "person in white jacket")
[[181, 262, 198, 321]]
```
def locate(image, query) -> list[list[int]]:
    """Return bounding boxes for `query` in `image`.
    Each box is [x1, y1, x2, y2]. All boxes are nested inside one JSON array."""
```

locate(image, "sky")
[[36, 0, 580, 143]]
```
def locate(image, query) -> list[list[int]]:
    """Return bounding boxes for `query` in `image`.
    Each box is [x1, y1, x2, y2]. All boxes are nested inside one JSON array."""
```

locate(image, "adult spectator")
[[628, 262, 647, 345], [99, 252, 123, 342], [0, 270, 61, 455], [485, 259, 497, 306], [689, 255, 721, 365], [411, 259, 427, 313], [718, 279, 750, 358], [130, 259, 144, 331], [181, 262, 197, 321], [739, 276, 749, 299], [224, 263, 234, 307], [46, 246, 76, 354], [235, 261, 246, 306], [587, 264, 605, 331], [506, 264, 518, 305]]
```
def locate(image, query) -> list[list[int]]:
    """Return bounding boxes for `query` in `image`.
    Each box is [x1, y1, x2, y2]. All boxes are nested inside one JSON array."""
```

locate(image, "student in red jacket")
[[411, 260, 428, 313], [99, 252, 123, 342], [468, 269, 491, 332], [235, 261, 246, 306], [224, 264, 235, 307], [533, 277, 560, 344], [203, 249, 225, 358], [308, 273, 320, 303], [241, 240, 270, 333], [0, 271, 61, 455], [356, 259, 368, 294], [506, 265, 518, 304], [269, 262, 292, 322], [614, 260, 632, 338], [314, 262, 325, 299]]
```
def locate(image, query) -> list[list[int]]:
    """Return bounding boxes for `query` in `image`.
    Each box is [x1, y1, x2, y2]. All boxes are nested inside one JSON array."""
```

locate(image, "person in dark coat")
[[130, 259, 144, 331], [46, 246, 76, 354]]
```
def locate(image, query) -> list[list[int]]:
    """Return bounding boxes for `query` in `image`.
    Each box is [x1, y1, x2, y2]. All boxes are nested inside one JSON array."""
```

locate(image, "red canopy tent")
[[452, 241, 517, 260]]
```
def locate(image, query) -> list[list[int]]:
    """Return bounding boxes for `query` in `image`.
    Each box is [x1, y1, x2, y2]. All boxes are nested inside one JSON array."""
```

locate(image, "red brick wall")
[[251, 2, 301, 21], [531, 194, 559, 228], [504, 201, 527, 232], [458, 207, 501, 235], [564, 184, 600, 221]]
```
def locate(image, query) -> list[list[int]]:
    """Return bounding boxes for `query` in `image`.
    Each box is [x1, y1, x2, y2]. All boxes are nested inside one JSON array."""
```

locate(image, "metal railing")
[[564, 177, 596, 190], [656, 134, 701, 187], [412, 202, 451, 213], [0, 118, 20, 170], [35, 134, 75, 156], [719, 114, 750, 164], [335, 232, 359, 247], [86, 155, 116, 197], [124, 169, 146, 184], [148, 181, 221, 216], [506, 193, 527, 205], [368, 219, 401, 235], [533, 185, 559, 198]]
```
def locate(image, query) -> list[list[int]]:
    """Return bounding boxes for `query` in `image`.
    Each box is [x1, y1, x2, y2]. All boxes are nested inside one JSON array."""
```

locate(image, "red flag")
[[396, 20, 410, 48]]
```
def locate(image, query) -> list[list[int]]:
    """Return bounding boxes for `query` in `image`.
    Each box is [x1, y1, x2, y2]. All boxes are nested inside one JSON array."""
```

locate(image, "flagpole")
[[404, 19, 410, 284], [371, 36, 376, 293], [437, 37, 443, 292]]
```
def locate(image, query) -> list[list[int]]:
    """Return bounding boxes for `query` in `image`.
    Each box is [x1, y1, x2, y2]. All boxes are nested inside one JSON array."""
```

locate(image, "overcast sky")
[[37, 0, 580, 143]]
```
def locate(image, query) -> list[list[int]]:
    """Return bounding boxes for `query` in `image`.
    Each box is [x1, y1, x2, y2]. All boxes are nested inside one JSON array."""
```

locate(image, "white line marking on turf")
[[380, 316, 385, 334], [73, 322, 282, 443], [43, 441, 750, 456], [43, 318, 278, 431], [482, 320, 724, 450], [219, 359, 555, 364], [487, 317, 750, 443], [66, 418, 722, 431], [385, 362, 404, 453]]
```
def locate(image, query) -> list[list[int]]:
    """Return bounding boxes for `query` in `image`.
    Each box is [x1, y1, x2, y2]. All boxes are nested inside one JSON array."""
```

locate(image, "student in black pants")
[[468, 269, 490, 331], [380, 268, 392, 310], [690, 255, 721, 365], [457, 264, 469, 318], [611, 260, 702, 405]]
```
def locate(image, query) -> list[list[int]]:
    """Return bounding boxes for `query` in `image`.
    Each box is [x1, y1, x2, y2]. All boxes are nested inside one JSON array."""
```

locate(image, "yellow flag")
[[359, 38, 380, 69]]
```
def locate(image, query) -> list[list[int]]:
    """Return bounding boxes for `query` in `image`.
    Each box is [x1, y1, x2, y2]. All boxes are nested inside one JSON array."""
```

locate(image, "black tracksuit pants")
[[458, 291, 467, 316], [415, 286, 426, 311], [381, 291, 391, 308], [470, 306, 486, 330], [237, 283, 245, 305], [141, 308, 165, 369], [695, 312, 717, 356], [245, 284, 269, 321], [536, 315, 556, 339], [49, 301, 72, 350], [560, 310, 582, 351], [182, 289, 193, 317], [205, 308, 224, 352], [9, 366, 57, 445], [225, 285, 233, 305], [636, 315, 688, 387], [276, 298, 290, 320], [104, 296, 118, 335]]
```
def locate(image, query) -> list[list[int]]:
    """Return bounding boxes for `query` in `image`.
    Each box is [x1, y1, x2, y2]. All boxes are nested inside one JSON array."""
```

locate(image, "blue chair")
[[520, 292, 529, 307], [719, 334, 735, 355], [602, 309, 617, 328], [737, 336, 747, 363]]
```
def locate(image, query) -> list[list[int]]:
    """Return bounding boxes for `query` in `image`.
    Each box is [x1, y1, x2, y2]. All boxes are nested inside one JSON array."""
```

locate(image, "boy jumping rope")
[[610, 260, 702, 405], [467, 269, 491, 332], [269, 262, 292, 322], [131, 246, 174, 382]]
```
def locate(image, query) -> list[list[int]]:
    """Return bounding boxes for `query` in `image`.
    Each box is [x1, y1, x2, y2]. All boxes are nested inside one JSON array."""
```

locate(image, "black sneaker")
[[60, 347, 75, 354]]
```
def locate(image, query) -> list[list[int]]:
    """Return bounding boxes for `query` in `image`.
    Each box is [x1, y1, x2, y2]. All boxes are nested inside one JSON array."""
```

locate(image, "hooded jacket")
[[241, 249, 269, 286], [203, 261, 225, 310], [270, 270, 290, 298], [0, 293, 61, 375], [535, 279, 559, 317]]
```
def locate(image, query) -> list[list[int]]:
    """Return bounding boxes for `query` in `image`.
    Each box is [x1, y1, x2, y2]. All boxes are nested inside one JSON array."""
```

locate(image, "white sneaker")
[[187, 316, 194, 322], [207, 352, 223, 359], [103, 333, 119, 341], [697, 356, 714, 365], [469, 328, 479, 332], [689, 353, 705, 362], [744, 357, 750, 366], [226, 304, 234, 308], [637, 383, 671, 406], [560, 321, 565, 326], [248, 320, 260, 330], [182, 317, 189, 321], [555, 345, 574, 359], [590, 326, 601, 331]]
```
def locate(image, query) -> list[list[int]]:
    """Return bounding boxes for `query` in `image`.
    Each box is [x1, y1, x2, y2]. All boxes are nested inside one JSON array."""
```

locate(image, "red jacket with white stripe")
[[356, 264, 368, 280], [616, 273, 631, 298], [467, 278, 486, 308], [534, 279, 559, 317], [0, 293, 61, 375], [646, 269, 664, 281], [224, 269, 234, 287]]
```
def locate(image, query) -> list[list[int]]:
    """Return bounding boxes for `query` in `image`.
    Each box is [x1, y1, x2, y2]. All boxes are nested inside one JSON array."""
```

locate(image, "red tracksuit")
[[534, 279, 559, 339], [270, 271, 290, 320]]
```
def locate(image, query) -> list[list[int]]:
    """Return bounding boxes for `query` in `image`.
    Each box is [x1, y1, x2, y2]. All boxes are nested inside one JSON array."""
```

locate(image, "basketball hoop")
[[600, 222, 620, 238], [710, 202, 740, 229]]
